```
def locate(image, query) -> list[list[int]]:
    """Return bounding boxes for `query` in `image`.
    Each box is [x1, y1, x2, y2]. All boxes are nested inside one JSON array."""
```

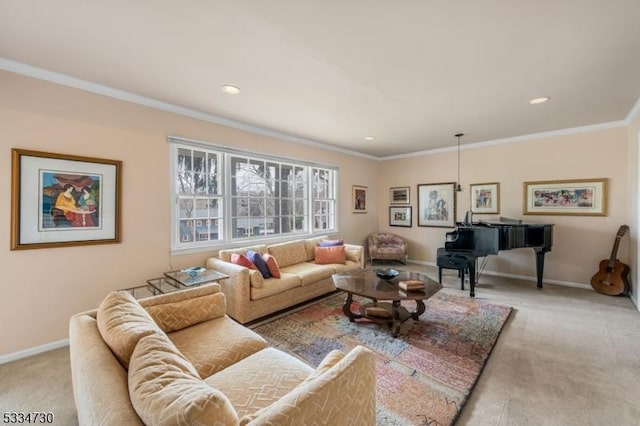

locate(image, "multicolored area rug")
[[252, 290, 512, 426]]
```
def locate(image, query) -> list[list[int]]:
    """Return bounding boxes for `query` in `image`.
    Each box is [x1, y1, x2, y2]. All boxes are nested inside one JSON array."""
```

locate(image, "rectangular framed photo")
[[390, 186, 410, 204], [352, 185, 368, 213], [417, 182, 456, 227], [11, 149, 122, 250], [389, 206, 412, 227], [470, 182, 500, 214], [523, 178, 607, 216]]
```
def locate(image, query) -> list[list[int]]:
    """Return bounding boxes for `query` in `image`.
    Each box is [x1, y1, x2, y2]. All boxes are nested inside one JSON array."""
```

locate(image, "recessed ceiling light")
[[529, 97, 550, 105], [364, 136, 375, 141], [221, 85, 240, 95]]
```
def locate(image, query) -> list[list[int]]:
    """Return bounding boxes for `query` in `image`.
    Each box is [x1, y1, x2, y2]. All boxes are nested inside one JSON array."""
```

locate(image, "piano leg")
[[534, 248, 546, 289], [467, 258, 476, 298]]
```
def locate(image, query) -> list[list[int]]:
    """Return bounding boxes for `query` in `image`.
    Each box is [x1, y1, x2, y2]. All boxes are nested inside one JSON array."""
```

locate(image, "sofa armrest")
[[242, 346, 376, 426], [205, 257, 251, 323]]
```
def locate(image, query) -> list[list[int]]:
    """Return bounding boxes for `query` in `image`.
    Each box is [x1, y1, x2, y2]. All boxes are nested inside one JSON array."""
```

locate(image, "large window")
[[170, 138, 338, 251]]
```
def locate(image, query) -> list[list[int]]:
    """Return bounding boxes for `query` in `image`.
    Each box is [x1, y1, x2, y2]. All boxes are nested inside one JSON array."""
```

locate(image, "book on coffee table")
[[398, 280, 425, 291]]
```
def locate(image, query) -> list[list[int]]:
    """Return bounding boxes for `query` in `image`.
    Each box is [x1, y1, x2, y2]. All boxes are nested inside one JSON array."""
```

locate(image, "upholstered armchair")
[[368, 232, 408, 265]]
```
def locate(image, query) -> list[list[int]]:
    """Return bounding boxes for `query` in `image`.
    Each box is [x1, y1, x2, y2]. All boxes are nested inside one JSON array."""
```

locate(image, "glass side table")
[[123, 284, 162, 300], [163, 269, 229, 289], [145, 268, 229, 295]]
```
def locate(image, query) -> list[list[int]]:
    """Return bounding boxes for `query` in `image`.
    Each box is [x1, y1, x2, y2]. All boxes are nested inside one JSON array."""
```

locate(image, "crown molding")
[[1, 57, 638, 162], [625, 97, 640, 124], [0, 58, 378, 161]]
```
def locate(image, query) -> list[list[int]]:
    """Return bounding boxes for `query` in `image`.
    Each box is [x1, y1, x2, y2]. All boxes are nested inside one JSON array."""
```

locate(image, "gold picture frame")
[[523, 178, 607, 216], [352, 185, 368, 213], [470, 182, 500, 214], [11, 149, 122, 250]]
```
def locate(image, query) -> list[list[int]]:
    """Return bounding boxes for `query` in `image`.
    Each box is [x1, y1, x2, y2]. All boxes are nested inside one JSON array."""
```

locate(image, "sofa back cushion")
[[218, 245, 266, 263], [97, 291, 164, 369], [303, 236, 327, 261], [267, 240, 308, 268], [128, 333, 239, 426]]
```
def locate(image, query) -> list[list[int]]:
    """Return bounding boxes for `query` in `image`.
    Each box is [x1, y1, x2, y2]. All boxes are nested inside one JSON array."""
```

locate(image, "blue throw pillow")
[[246, 250, 271, 279], [319, 239, 344, 247]]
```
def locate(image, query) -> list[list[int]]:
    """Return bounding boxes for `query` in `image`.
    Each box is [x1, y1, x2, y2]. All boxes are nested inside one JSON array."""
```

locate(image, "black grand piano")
[[440, 216, 554, 296]]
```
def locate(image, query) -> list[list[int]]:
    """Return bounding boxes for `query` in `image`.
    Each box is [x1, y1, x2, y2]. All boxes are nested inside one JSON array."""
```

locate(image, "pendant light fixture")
[[455, 133, 464, 192]]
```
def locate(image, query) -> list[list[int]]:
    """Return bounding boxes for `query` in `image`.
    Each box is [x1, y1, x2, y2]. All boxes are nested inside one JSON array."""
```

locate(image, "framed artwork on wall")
[[389, 206, 412, 227], [417, 182, 456, 227], [11, 149, 122, 250], [523, 178, 607, 216], [470, 182, 500, 214], [390, 186, 410, 204], [352, 185, 368, 213]]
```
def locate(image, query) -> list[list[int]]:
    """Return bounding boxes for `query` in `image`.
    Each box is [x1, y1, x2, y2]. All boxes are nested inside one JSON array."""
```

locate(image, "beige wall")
[[378, 128, 631, 287], [0, 71, 379, 356], [628, 111, 640, 307]]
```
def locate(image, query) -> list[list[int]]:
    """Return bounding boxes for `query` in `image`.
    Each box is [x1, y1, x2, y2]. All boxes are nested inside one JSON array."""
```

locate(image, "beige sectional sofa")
[[69, 283, 376, 425], [206, 236, 364, 324]]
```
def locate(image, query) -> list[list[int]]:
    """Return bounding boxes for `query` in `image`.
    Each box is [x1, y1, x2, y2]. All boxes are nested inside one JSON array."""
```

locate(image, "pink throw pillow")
[[262, 254, 281, 278], [315, 246, 346, 265], [230, 253, 258, 270]]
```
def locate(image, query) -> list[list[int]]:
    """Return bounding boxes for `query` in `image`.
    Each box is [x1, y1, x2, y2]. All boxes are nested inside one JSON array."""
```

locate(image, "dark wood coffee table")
[[332, 269, 442, 337]]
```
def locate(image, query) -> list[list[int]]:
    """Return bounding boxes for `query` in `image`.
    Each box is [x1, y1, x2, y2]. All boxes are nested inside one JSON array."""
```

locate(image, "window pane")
[[176, 148, 193, 195], [207, 154, 219, 195], [195, 199, 209, 218], [281, 198, 293, 216], [295, 200, 305, 216], [179, 220, 194, 242], [179, 199, 194, 218], [249, 198, 265, 217], [232, 197, 248, 217]]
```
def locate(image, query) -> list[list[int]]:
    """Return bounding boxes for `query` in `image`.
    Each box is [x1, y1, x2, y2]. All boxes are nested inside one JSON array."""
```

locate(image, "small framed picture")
[[417, 182, 456, 227], [470, 182, 500, 214], [390, 186, 410, 204], [352, 185, 368, 213], [389, 206, 412, 227]]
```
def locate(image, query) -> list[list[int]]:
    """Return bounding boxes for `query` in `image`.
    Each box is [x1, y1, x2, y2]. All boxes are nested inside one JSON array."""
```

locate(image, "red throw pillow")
[[315, 246, 346, 265], [262, 254, 281, 278], [230, 253, 257, 270]]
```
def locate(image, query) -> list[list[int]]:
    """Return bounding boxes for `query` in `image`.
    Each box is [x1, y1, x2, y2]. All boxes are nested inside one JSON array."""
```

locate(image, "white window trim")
[[169, 136, 339, 255]]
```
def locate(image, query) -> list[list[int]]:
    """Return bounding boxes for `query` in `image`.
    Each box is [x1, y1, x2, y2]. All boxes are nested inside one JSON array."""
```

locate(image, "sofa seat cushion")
[[267, 240, 308, 268], [168, 316, 268, 379], [204, 347, 313, 419], [128, 333, 239, 426], [280, 262, 335, 286], [303, 235, 327, 261], [250, 273, 301, 301], [97, 291, 164, 369]]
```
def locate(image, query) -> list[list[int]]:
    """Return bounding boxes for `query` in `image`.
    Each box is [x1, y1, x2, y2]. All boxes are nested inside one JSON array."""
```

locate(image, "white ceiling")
[[1, 0, 639, 158]]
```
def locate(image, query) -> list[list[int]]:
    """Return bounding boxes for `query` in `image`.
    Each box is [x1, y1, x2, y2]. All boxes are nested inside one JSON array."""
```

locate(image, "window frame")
[[169, 136, 339, 253]]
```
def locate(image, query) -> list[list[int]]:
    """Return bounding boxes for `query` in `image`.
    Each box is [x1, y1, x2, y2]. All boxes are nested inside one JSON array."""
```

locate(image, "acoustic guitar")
[[590, 225, 630, 296]]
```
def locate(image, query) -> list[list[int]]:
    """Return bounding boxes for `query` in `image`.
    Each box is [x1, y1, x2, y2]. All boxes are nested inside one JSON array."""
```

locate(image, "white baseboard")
[[406, 259, 592, 290], [0, 339, 69, 365]]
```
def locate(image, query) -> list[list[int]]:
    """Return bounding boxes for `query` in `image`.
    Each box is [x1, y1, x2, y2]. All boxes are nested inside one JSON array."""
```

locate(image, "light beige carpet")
[[1, 263, 639, 425]]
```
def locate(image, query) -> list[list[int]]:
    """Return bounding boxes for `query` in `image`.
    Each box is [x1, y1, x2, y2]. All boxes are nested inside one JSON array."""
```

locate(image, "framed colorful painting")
[[11, 149, 122, 250], [352, 185, 368, 213], [470, 182, 500, 214], [417, 182, 456, 227], [523, 178, 607, 216]]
